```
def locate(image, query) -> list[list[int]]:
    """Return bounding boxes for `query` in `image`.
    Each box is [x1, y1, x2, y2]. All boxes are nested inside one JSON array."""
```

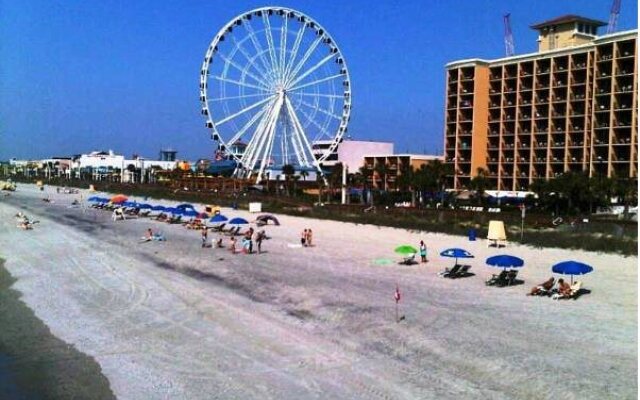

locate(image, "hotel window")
[[577, 23, 584, 33]]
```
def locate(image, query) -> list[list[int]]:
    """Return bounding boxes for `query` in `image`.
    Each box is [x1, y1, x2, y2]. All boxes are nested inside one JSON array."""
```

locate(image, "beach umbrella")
[[87, 196, 100, 202], [229, 217, 249, 225], [165, 207, 182, 215], [138, 203, 152, 209], [110, 194, 128, 204], [176, 203, 196, 210], [486, 255, 525, 271], [440, 248, 474, 266], [210, 214, 228, 223], [552, 261, 593, 284], [151, 205, 166, 211], [394, 245, 418, 255], [122, 201, 137, 208], [182, 209, 199, 218]]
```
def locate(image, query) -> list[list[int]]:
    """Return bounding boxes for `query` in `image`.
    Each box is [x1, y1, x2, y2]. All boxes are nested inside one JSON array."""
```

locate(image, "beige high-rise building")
[[444, 15, 637, 190]]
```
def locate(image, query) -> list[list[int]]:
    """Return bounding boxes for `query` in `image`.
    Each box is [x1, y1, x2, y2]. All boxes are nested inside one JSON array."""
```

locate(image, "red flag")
[[394, 285, 401, 303]]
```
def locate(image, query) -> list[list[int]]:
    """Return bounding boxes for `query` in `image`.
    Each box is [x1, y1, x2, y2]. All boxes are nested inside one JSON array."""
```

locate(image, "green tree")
[[373, 162, 390, 191], [470, 167, 489, 205], [281, 164, 295, 196], [397, 163, 416, 206]]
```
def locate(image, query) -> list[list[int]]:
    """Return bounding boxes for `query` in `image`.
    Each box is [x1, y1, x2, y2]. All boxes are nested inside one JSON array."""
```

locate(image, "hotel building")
[[444, 15, 637, 190]]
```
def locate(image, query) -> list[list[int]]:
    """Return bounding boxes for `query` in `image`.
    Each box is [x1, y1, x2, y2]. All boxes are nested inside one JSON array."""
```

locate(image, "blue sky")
[[1, 0, 637, 161]]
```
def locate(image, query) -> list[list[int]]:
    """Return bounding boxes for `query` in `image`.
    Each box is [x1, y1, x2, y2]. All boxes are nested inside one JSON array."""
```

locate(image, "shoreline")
[[0, 260, 115, 399]]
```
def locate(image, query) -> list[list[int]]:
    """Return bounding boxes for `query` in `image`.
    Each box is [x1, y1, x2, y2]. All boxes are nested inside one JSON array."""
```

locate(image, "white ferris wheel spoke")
[[217, 52, 272, 90], [238, 101, 275, 175], [284, 97, 314, 166], [225, 101, 272, 146], [288, 73, 344, 93], [287, 52, 337, 89], [214, 95, 275, 127], [230, 35, 271, 83], [296, 104, 334, 140], [256, 103, 281, 181], [208, 92, 271, 102], [243, 19, 278, 82], [284, 35, 323, 87], [299, 99, 341, 121], [294, 92, 345, 99], [279, 16, 288, 81], [214, 75, 271, 92], [283, 21, 306, 80], [261, 14, 281, 78], [246, 97, 283, 177]]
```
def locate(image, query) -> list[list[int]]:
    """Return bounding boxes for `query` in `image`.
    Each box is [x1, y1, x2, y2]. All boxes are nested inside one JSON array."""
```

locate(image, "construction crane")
[[607, 0, 621, 34], [504, 13, 515, 57]]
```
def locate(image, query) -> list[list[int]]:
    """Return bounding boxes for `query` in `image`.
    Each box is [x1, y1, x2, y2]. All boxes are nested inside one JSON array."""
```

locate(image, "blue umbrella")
[[122, 201, 136, 208], [552, 261, 593, 284], [182, 209, 199, 217], [229, 217, 249, 225], [440, 248, 474, 266], [151, 205, 166, 211], [87, 196, 100, 202], [138, 203, 152, 209], [165, 207, 182, 215], [486, 255, 525, 271], [209, 214, 228, 223], [176, 203, 196, 210]]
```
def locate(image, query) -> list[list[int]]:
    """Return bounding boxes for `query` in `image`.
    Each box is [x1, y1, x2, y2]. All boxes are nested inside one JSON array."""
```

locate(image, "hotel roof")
[[530, 14, 607, 29]]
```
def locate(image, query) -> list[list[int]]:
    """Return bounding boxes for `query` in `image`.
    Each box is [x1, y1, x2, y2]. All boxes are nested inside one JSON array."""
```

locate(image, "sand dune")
[[0, 184, 636, 399]]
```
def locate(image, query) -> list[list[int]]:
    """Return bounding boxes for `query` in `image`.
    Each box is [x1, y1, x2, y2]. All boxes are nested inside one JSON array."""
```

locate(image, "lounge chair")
[[212, 223, 226, 232], [486, 270, 509, 286], [167, 215, 182, 224], [401, 254, 416, 265], [438, 264, 462, 278], [552, 281, 583, 300], [225, 226, 241, 236], [452, 264, 472, 278]]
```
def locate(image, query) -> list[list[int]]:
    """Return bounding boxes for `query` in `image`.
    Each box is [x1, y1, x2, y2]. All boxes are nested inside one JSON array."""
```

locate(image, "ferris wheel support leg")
[[284, 97, 327, 184], [283, 99, 307, 167], [248, 96, 283, 181], [255, 98, 283, 182], [238, 101, 275, 180]]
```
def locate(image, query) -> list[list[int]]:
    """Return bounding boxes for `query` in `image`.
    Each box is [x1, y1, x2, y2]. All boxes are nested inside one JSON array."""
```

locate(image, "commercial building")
[[363, 154, 444, 191], [444, 15, 637, 190]]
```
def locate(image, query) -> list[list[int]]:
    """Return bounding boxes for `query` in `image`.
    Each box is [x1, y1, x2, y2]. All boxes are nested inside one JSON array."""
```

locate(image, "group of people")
[[206, 226, 268, 255], [527, 277, 577, 298], [15, 212, 37, 230], [300, 229, 314, 247]]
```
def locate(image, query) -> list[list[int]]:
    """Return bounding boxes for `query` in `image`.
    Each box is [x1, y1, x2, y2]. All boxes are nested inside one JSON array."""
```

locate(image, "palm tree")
[[373, 162, 389, 191], [358, 165, 374, 205], [397, 163, 416, 206], [470, 167, 489, 205], [281, 164, 295, 196], [300, 170, 309, 181]]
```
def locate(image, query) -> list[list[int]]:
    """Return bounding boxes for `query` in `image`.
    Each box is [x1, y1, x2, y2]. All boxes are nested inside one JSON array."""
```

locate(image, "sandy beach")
[[0, 184, 637, 399]]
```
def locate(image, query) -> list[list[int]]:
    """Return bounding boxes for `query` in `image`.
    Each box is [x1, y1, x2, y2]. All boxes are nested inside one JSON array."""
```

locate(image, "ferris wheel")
[[200, 7, 352, 182]]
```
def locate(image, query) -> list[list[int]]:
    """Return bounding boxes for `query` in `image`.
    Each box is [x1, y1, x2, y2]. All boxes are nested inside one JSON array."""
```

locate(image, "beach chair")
[[496, 270, 519, 287], [452, 265, 472, 278], [401, 254, 416, 265], [552, 281, 583, 300], [168, 215, 182, 224], [438, 264, 462, 278], [212, 223, 226, 232], [225, 226, 241, 236], [485, 270, 509, 286]]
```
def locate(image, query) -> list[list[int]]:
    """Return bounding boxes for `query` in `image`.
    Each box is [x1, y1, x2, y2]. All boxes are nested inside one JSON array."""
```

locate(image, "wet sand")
[[0, 260, 115, 399], [0, 184, 636, 399]]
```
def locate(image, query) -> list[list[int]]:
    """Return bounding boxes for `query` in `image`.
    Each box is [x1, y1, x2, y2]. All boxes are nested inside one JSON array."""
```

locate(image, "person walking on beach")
[[230, 237, 237, 254], [201, 227, 208, 248], [256, 230, 265, 254], [307, 229, 313, 247], [419, 240, 428, 263], [301, 229, 307, 247], [246, 227, 254, 253]]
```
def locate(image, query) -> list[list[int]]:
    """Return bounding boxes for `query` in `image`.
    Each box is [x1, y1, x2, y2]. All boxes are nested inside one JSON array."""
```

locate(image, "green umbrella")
[[394, 245, 418, 255]]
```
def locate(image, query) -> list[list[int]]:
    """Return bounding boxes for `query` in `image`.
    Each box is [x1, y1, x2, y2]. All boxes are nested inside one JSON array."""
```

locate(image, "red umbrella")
[[110, 194, 128, 204]]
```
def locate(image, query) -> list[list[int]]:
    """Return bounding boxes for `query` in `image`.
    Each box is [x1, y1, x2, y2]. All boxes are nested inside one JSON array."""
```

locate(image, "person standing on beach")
[[307, 229, 313, 247], [230, 237, 237, 254], [301, 229, 307, 247], [419, 240, 428, 263], [256, 230, 265, 254], [201, 227, 208, 248]]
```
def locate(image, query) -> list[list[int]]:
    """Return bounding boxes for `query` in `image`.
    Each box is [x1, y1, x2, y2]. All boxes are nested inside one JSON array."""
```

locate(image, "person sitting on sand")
[[527, 277, 555, 296], [556, 278, 572, 297]]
